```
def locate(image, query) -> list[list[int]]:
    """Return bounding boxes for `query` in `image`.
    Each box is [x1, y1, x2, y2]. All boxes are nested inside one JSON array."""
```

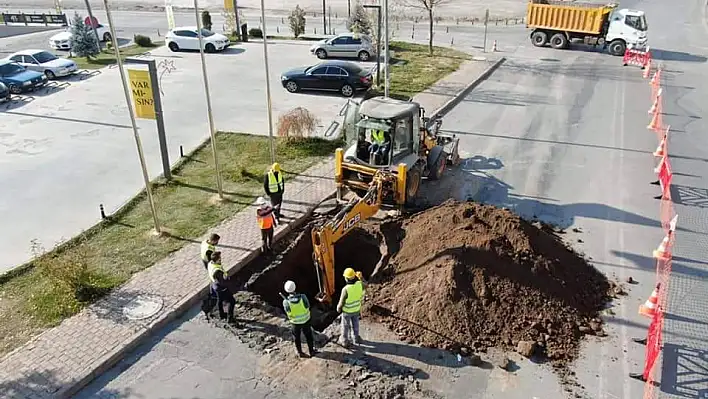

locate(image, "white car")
[[49, 24, 112, 50], [165, 27, 230, 53], [7, 50, 78, 79]]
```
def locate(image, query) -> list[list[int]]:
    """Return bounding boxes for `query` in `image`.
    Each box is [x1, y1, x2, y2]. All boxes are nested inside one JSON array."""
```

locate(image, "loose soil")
[[363, 200, 611, 365]]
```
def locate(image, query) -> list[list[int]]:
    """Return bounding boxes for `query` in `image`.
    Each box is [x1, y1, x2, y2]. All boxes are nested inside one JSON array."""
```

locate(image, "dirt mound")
[[363, 200, 610, 362]]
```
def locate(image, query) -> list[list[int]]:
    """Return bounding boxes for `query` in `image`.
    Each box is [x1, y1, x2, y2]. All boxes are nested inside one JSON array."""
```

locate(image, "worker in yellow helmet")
[[263, 162, 284, 221], [336, 267, 366, 347]]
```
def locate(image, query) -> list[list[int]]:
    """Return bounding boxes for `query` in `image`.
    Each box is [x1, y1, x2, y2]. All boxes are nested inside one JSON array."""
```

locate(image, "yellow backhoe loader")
[[312, 96, 460, 304], [336, 96, 461, 206]]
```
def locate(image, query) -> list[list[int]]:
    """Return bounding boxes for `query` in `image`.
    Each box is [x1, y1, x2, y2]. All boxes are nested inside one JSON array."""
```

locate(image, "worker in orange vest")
[[256, 197, 278, 254]]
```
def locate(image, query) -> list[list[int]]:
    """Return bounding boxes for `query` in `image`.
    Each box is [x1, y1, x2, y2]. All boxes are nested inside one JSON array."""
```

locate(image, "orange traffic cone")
[[639, 284, 660, 318], [643, 60, 652, 79], [648, 89, 662, 114], [653, 134, 667, 157], [650, 69, 660, 87], [492, 40, 498, 52], [647, 106, 663, 132], [654, 154, 665, 173], [653, 232, 672, 259]]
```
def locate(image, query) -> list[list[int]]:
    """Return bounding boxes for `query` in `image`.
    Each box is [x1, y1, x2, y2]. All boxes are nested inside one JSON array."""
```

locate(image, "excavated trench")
[[227, 220, 384, 331]]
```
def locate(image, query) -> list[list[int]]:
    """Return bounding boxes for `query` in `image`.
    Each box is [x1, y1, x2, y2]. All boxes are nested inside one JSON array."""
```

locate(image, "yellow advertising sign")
[[128, 69, 156, 120], [224, 0, 233, 10], [165, 4, 175, 30]]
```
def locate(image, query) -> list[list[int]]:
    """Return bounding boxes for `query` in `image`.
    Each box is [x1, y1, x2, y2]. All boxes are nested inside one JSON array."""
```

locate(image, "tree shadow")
[[660, 343, 708, 398]]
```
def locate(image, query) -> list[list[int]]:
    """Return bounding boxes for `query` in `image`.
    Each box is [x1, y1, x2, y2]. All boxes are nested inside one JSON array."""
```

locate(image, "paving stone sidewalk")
[[0, 57, 502, 399]]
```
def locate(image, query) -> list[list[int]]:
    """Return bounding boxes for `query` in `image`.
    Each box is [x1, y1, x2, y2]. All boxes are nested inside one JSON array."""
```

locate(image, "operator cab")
[[341, 96, 421, 169]]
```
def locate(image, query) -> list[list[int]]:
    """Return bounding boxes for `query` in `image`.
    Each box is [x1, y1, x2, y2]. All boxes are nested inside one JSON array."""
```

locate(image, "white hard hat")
[[284, 280, 296, 293], [256, 197, 266, 206]]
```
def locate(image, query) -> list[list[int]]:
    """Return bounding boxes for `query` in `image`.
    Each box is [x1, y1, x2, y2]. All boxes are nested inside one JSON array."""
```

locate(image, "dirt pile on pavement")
[[363, 200, 611, 362]]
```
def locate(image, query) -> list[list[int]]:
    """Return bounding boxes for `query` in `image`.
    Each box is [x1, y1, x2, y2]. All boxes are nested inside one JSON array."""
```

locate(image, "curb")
[[54, 61, 502, 398], [426, 57, 507, 125]]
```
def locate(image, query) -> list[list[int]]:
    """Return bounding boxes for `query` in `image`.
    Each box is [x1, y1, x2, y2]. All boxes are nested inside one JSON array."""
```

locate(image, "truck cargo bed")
[[526, 0, 615, 35]]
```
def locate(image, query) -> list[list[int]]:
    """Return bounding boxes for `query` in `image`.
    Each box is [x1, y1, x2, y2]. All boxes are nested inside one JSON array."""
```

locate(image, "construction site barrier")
[[640, 62, 679, 399], [623, 46, 652, 68]]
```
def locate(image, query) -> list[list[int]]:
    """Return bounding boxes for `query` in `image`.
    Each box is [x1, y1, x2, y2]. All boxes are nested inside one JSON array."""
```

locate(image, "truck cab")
[[606, 8, 648, 52]]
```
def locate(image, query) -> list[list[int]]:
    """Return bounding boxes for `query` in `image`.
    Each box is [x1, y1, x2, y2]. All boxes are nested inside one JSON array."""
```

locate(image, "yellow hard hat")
[[271, 162, 281, 172], [343, 268, 356, 279]]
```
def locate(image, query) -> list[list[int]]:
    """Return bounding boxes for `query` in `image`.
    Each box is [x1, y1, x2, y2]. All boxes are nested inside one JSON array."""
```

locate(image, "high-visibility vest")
[[371, 130, 385, 145], [267, 171, 283, 193], [342, 281, 363, 314], [207, 261, 226, 283], [257, 210, 274, 229], [285, 294, 311, 324], [200, 240, 215, 262]]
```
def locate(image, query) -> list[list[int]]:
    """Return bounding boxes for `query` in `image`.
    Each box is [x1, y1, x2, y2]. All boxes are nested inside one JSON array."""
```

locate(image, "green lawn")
[[375, 41, 471, 100], [0, 133, 339, 357], [71, 43, 162, 69]]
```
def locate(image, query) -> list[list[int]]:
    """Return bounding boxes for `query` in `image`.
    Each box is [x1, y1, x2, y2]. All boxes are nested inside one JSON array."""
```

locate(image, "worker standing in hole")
[[337, 268, 367, 346], [256, 197, 278, 254], [368, 128, 390, 165], [283, 280, 318, 358], [207, 251, 238, 325], [263, 162, 284, 221], [200, 233, 220, 270]]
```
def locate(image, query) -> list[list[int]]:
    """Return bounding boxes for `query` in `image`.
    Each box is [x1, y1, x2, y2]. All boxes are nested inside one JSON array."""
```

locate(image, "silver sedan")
[[6, 49, 78, 79]]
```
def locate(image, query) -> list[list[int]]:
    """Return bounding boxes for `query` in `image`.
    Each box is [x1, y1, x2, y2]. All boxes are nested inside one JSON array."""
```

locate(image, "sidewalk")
[[0, 57, 503, 399]]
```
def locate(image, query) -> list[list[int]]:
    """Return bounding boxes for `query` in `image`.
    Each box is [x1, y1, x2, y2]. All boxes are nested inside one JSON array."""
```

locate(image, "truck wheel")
[[608, 40, 626, 56], [549, 33, 568, 49], [531, 31, 548, 47]]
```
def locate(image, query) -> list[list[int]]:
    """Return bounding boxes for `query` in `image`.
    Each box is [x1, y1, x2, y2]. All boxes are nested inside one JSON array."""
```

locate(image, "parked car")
[[0, 81, 10, 102], [310, 33, 375, 61], [6, 50, 78, 79], [280, 60, 373, 97], [0, 60, 47, 94], [165, 27, 230, 53], [49, 24, 112, 50]]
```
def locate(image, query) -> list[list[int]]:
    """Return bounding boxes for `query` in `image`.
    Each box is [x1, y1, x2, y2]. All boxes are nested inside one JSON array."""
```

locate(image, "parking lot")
[[0, 39, 375, 272]]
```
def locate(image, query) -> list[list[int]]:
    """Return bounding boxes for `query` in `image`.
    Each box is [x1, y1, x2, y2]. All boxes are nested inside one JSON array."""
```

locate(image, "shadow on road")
[[650, 49, 708, 63], [660, 343, 708, 398]]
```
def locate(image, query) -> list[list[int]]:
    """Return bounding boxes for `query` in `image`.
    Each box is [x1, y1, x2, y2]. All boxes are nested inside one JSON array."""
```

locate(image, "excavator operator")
[[368, 128, 390, 165]]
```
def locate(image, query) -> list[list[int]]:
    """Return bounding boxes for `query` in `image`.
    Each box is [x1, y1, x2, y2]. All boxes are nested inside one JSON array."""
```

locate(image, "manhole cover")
[[122, 295, 163, 320]]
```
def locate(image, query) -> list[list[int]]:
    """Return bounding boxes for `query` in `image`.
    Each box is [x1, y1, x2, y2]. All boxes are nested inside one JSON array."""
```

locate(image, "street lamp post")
[[362, 4, 382, 87], [194, 0, 225, 199], [260, 0, 276, 163], [383, 0, 389, 97], [102, 0, 161, 234]]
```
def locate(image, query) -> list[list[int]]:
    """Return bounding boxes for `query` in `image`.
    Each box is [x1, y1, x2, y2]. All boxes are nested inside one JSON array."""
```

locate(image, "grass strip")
[[70, 42, 162, 69]]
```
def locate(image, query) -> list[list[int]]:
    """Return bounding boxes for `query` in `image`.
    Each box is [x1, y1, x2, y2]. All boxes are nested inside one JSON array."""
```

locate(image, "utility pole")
[[322, 0, 327, 34], [194, 0, 225, 199], [232, 0, 241, 40], [384, 0, 389, 97], [102, 0, 161, 234], [83, 0, 101, 52], [260, 0, 276, 162]]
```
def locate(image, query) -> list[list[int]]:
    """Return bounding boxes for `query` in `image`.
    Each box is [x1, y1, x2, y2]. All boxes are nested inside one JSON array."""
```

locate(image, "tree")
[[201, 10, 213, 31], [221, 7, 245, 39], [346, 1, 372, 35], [400, 0, 449, 54], [69, 13, 99, 59], [288, 5, 306, 38]]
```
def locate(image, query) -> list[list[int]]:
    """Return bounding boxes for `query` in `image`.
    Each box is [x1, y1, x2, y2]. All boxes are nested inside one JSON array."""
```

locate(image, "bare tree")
[[400, 0, 449, 54]]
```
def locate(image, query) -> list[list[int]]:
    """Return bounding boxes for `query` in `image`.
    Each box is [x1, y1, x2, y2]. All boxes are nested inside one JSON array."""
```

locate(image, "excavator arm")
[[311, 173, 387, 304]]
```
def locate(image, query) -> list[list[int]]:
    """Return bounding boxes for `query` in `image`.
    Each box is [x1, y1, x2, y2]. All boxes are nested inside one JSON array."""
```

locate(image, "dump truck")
[[526, 0, 647, 56]]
